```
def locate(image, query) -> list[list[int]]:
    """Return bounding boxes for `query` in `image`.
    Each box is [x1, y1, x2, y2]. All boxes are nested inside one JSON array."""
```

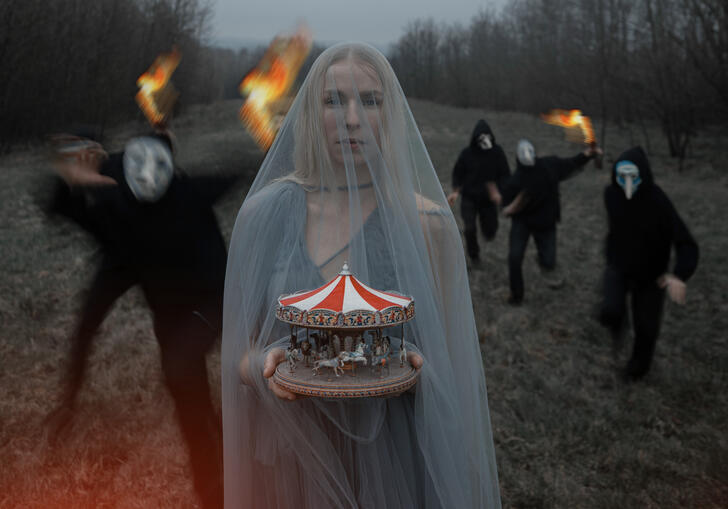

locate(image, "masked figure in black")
[[447, 119, 510, 266], [502, 139, 600, 304], [599, 146, 698, 380], [44, 131, 231, 509]]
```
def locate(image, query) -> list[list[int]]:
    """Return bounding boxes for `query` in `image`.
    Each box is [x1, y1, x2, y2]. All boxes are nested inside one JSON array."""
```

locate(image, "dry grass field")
[[1, 98, 726, 508]]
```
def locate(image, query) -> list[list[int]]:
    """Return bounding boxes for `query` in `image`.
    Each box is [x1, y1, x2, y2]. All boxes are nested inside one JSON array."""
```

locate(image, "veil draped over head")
[[222, 42, 501, 508]]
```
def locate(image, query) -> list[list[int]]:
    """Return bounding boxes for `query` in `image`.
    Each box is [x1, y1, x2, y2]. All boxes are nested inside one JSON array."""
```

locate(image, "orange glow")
[[541, 109, 595, 145], [136, 48, 181, 127], [239, 25, 312, 150]]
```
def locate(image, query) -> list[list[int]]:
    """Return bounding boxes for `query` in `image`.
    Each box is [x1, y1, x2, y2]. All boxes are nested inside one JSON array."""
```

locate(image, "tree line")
[[0, 0, 221, 145], [3, 0, 725, 163], [0, 0, 327, 148], [389, 0, 727, 164]]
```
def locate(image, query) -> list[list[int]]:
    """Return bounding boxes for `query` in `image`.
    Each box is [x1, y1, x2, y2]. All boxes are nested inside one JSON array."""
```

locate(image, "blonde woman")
[[224, 42, 501, 508]]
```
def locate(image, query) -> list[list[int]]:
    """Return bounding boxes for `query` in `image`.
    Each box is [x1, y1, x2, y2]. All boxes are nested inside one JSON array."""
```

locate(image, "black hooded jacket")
[[604, 146, 698, 284], [451, 119, 511, 203], [47, 151, 234, 331], [502, 151, 591, 231]]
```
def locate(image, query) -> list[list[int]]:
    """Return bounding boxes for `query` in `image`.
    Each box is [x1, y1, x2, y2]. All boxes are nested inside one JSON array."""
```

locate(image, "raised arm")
[[553, 146, 602, 181]]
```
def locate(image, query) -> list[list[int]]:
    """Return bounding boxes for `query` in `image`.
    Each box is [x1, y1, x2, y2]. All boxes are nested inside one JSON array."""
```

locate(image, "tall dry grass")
[[1, 98, 726, 508]]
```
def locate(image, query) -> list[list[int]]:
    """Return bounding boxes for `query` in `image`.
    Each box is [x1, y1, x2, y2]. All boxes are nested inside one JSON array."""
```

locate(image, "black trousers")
[[461, 196, 498, 260], [62, 263, 222, 508], [599, 265, 665, 377], [508, 218, 556, 300]]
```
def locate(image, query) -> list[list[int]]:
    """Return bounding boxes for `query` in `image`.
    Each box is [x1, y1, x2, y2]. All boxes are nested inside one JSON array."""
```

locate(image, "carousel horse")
[[300, 339, 313, 366], [372, 355, 390, 378], [339, 351, 367, 375], [286, 348, 301, 373], [313, 357, 344, 377]]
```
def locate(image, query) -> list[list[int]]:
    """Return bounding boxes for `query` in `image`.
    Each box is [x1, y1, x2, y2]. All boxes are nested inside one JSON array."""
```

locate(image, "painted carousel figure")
[[272, 263, 417, 391]]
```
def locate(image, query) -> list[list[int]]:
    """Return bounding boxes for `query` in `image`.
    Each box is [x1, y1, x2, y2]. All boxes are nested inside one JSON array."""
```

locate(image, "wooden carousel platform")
[[273, 360, 419, 398]]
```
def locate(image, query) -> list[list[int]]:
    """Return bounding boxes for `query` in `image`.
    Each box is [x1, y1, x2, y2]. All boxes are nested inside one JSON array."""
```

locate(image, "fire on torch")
[[239, 24, 312, 151], [136, 48, 181, 128], [540, 109, 602, 168]]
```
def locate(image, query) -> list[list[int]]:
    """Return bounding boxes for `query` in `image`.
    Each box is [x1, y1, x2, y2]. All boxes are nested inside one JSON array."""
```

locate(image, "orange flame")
[[239, 25, 312, 150], [136, 48, 181, 127], [540, 109, 595, 145]]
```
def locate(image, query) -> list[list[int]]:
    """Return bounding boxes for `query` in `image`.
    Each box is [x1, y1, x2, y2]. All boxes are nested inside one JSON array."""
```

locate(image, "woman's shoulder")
[[415, 192, 449, 217], [235, 179, 305, 232], [240, 179, 304, 213], [415, 193, 455, 239]]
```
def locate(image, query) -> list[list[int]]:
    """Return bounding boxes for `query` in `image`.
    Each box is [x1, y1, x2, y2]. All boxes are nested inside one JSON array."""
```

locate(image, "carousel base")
[[273, 359, 419, 398]]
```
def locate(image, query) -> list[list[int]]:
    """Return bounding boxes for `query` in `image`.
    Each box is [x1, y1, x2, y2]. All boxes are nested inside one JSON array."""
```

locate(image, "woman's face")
[[322, 59, 383, 170]]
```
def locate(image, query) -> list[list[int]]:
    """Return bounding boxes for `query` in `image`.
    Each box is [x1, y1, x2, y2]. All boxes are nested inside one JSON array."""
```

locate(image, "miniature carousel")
[[273, 263, 420, 398]]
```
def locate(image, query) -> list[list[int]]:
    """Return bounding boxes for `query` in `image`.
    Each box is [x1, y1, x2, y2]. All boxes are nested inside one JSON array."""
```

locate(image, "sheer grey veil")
[[222, 42, 501, 508]]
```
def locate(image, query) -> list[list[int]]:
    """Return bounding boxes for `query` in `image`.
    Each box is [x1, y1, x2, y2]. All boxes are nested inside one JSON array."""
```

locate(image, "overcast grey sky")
[[211, 0, 503, 49]]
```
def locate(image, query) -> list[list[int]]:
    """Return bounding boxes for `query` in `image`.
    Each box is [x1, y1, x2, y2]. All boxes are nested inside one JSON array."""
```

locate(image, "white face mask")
[[477, 133, 493, 151], [123, 137, 174, 202], [615, 161, 641, 200], [517, 140, 535, 166]]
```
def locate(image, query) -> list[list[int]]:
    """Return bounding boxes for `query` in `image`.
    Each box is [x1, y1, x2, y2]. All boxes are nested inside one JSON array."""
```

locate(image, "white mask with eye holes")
[[517, 139, 535, 166], [615, 160, 641, 200], [123, 137, 174, 202], [477, 133, 493, 151]]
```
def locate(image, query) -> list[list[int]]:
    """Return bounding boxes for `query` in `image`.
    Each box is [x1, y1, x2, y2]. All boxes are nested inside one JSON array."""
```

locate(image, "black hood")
[[470, 119, 495, 148], [611, 146, 654, 188]]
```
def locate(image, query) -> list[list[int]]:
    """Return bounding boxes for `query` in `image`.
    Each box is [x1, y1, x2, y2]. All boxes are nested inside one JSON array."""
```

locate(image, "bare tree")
[[0, 0, 216, 147], [387, 0, 725, 166]]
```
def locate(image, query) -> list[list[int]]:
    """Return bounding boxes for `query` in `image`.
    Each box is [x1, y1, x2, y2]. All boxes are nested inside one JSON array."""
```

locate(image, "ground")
[[1, 98, 726, 508]]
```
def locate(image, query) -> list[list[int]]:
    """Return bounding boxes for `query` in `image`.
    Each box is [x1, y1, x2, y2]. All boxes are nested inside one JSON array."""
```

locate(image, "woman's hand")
[[407, 351, 423, 370], [447, 190, 460, 206], [239, 348, 304, 401], [263, 348, 306, 401], [379, 351, 423, 398]]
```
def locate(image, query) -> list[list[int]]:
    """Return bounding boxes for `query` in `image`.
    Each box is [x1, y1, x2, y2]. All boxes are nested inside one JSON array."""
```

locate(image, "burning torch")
[[136, 48, 181, 128], [540, 109, 602, 168], [239, 24, 312, 151]]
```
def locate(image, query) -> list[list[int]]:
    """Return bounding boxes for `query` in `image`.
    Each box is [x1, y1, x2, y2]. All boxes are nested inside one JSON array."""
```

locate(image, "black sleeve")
[[501, 169, 523, 206], [39, 152, 124, 238], [452, 152, 466, 190], [495, 146, 511, 192], [43, 176, 100, 234], [554, 152, 591, 181], [669, 201, 699, 282]]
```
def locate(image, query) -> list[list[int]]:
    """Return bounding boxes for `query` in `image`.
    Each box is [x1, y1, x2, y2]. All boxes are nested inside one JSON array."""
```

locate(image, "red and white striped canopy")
[[276, 263, 414, 328]]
